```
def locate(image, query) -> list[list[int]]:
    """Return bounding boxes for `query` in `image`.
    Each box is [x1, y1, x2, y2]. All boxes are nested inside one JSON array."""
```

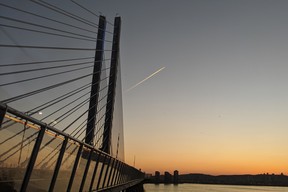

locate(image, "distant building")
[[164, 171, 172, 183], [174, 170, 179, 184], [155, 171, 160, 183]]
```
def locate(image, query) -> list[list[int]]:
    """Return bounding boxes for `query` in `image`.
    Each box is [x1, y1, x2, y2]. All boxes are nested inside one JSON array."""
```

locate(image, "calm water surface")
[[144, 184, 288, 192]]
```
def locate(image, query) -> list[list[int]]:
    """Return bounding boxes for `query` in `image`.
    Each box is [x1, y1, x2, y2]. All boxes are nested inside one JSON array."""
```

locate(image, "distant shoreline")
[[145, 173, 288, 187], [144, 182, 288, 188]]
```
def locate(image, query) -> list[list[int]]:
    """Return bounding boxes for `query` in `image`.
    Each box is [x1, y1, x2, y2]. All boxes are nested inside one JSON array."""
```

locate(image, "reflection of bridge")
[[0, 1, 144, 191]]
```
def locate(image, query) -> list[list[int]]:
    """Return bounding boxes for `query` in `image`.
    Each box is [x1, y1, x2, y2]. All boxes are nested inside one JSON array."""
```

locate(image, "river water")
[[144, 184, 288, 192]]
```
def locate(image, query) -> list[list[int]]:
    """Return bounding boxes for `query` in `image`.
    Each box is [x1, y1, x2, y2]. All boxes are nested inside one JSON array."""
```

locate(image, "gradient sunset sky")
[[3, 0, 288, 176], [91, 0, 288, 175]]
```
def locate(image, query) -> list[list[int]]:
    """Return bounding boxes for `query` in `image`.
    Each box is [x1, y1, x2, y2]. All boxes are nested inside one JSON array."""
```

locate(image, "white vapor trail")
[[125, 67, 165, 92]]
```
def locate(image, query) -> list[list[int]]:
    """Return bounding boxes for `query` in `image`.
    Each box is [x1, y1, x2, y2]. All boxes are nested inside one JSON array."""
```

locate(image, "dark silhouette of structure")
[[0, 1, 144, 191], [147, 172, 288, 187], [174, 170, 179, 184], [155, 171, 160, 184], [164, 171, 173, 184], [178, 173, 288, 186]]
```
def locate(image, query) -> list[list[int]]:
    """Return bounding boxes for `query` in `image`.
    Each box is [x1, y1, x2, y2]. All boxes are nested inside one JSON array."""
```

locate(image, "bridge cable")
[[60, 106, 110, 167], [0, 81, 92, 128], [0, 60, 95, 76], [36, 92, 110, 168], [0, 44, 112, 51], [0, 16, 98, 41], [70, 0, 114, 27], [29, 71, 110, 118], [0, 131, 38, 162], [58, 102, 111, 166], [0, 70, 109, 129], [0, 2, 99, 35], [19, 66, 109, 116], [30, 0, 98, 28], [31, 89, 111, 167], [30, 0, 112, 34], [0, 64, 95, 87], [0, 24, 97, 42], [0, 126, 29, 145], [0, 0, 119, 170], [0, 56, 94, 67], [1, 69, 107, 104]]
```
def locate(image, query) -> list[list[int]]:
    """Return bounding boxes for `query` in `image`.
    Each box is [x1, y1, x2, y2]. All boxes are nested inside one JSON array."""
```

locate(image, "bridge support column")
[[102, 17, 121, 154], [86, 16, 107, 145]]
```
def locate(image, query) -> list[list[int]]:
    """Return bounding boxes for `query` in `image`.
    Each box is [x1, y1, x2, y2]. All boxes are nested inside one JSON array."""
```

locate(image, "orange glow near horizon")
[[124, 118, 288, 176], [120, 0, 288, 177], [125, 151, 288, 175]]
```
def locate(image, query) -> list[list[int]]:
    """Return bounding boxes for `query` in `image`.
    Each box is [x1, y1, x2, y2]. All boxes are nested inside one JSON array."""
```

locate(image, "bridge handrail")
[[0, 102, 144, 191]]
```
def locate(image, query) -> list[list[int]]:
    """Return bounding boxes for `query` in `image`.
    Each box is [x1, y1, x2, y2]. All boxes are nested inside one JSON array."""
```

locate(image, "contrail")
[[125, 67, 165, 92]]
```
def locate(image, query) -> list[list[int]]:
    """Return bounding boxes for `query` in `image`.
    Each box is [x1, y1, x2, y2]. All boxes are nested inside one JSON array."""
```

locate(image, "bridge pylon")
[[0, 1, 143, 191], [102, 17, 121, 155]]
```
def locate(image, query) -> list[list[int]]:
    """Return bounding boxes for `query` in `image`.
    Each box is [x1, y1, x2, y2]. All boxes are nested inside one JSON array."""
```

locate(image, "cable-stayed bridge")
[[0, 1, 144, 191]]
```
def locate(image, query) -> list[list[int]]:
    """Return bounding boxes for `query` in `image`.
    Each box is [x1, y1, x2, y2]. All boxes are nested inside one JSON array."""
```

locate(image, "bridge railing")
[[0, 103, 144, 192]]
